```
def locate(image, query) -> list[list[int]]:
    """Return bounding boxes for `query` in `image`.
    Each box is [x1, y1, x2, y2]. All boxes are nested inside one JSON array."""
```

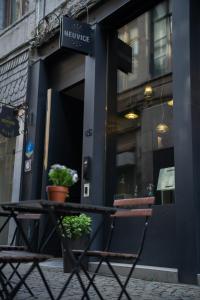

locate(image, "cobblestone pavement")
[[4, 264, 200, 300]]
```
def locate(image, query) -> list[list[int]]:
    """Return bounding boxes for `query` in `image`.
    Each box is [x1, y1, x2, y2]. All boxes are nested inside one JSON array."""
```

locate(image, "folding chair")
[[0, 250, 54, 299], [73, 197, 155, 300], [0, 210, 55, 299]]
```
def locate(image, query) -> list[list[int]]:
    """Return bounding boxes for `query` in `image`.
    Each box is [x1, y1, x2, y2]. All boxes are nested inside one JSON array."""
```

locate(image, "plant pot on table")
[[46, 186, 69, 202]]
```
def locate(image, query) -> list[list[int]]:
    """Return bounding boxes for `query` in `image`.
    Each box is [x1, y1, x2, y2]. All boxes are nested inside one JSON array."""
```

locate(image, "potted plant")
[[46, 164, 78, 202], [61, 213, 92, 273]]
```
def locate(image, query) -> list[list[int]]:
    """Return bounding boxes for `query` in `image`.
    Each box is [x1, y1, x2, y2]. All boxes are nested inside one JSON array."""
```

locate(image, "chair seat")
[[73, 249, 138, 260], [0, 250, 52, 263], [0, 245, 26, 251]]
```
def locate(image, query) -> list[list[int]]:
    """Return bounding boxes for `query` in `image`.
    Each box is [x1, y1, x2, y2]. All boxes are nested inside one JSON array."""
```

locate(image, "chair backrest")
[[112, 197, 155, 218]]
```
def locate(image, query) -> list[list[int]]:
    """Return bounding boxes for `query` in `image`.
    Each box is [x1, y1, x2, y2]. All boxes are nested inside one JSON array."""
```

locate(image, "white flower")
[[48, 164, 78, 187], [51, 164, 61, 169], [72, 173, 78, 183], [60, 165, 67, 170], [51, 164, 67, 170]]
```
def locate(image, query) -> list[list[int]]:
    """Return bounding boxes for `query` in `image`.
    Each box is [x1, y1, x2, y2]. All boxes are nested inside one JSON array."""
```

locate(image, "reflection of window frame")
[[0, 0, 28, 29], [150, 0, 172, 77], [118, 21, 139, 92]]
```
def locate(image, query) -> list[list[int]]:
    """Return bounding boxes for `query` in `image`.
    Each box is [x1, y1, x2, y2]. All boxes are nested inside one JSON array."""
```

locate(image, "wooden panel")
[[111, 208, 153, 218], [73, 249, 138, 259], [114, 197, 155, 207], [16, 213, 41, 220]]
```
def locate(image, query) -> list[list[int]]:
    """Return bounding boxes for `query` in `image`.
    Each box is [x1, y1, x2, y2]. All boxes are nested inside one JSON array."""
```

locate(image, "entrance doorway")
[[45, 82, 84, 203], [42, 82, 84, 255]]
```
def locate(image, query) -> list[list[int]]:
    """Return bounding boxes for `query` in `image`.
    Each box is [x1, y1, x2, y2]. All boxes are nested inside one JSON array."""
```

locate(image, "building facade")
[[0, 0, 200, 284]]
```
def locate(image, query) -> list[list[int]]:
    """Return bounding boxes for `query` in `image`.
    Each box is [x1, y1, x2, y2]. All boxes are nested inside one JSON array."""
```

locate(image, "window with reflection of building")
[[115, 0, 174, 204], [0, 134, 16, 243], [152, 0, 172, 76], [0, 0, 29, 29]]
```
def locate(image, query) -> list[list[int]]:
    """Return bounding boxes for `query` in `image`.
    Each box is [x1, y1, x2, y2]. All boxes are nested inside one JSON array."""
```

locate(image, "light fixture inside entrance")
[[167, 99, 173, 107], [156, 123, 169, 134], [124, 111, 139, 120], [144, 84, 153, 98]]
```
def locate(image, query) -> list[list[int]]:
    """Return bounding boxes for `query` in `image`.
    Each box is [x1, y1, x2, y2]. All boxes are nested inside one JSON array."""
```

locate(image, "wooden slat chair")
[[73, 197, 155, 300]]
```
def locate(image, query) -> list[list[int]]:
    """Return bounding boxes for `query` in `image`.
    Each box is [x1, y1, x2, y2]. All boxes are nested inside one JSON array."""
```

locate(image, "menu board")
[[157, 167, 175, 191]]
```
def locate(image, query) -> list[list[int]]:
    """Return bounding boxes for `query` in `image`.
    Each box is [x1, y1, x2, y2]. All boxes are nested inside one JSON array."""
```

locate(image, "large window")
[[0, 0, 29, 29], [0, 134, 16, 243], [117, 0, 172, 93], [152, 0, 172, 76], [112, 0, 174, 205]]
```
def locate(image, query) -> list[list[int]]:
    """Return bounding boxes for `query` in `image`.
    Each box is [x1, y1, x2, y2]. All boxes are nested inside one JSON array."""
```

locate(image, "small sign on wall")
[[24, 159, 32, 172]]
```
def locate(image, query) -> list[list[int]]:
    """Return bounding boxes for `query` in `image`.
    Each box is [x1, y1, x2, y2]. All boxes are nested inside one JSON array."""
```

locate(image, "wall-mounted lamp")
[[167, 99, 173, 107], [144, 85, 153, 99], [124, 111, 139, 120], [156, 123, 169, 134]]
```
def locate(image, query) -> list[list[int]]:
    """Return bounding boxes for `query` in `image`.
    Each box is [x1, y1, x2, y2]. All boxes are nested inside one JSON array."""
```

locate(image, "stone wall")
[[0, 51, 29, 106]]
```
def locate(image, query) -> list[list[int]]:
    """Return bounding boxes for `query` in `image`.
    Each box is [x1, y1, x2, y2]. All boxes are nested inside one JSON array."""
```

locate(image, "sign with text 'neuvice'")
[[60, 16, 93, 55]]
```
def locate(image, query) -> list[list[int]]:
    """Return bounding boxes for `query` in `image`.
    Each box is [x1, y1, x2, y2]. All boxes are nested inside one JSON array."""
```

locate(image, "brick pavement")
[[4, 264, 200, 299]]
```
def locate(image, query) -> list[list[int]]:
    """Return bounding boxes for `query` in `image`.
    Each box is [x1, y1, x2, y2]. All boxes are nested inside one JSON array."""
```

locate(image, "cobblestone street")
[[8, 264, 200, 300]]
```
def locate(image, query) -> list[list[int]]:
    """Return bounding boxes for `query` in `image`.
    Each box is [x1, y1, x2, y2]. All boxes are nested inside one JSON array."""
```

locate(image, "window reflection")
[[0, 0, 29, 29], [115, 0, 174, 204]]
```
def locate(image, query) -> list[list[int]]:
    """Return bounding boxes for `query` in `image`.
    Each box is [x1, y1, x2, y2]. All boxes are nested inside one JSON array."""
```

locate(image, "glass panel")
[[10, 0, 28, 24], [113, 0, 174, 204], [152, 0, 172, 76], [0, 134, 16, 243], [22, 0, 29, 14], [11, 0, 22, 23], [117, 14, 149, 92], [0, 0, 6, 29], [153, 2, 167, 21]]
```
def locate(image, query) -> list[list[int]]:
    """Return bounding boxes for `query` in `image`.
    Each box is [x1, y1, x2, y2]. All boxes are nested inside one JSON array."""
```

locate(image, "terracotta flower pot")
[[46, 186, 69, 202]]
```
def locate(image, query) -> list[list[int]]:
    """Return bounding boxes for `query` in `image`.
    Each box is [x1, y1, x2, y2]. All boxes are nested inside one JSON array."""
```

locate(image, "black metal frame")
[[46, 207, 107, 300], [0, 212, 35, 297], [80, 214, 151, 300], [0, 208, 57, 299], [0, 259, 55, 300]]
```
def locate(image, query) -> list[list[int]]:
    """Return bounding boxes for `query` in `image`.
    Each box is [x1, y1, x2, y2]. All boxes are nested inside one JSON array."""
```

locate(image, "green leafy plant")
[[48, 164, 78, 187], [61, 214, 92, 240]]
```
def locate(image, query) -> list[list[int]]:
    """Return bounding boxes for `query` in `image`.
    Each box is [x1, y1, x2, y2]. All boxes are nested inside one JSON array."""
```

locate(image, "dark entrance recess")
[[46, 84, 84, 203], [41, 83, 84, 256]]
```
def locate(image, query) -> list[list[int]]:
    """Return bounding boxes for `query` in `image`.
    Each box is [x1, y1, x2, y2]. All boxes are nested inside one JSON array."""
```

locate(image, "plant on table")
[[46, 164, 78, 202]]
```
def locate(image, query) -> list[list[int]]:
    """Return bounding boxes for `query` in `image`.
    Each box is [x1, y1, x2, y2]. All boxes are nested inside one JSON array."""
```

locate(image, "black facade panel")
[[108, 205, 176, 268], [173, 0, 200, 283], [21, 60, 48, 200]]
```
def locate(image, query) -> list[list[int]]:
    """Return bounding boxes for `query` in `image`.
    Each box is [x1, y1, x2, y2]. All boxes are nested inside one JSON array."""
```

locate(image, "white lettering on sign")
[[64, 30, 90, 43]]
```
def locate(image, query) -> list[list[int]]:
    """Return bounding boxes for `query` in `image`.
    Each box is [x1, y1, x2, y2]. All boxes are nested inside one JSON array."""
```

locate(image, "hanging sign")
[[0, 106, 19, 138], [60, 16, 94, 55]]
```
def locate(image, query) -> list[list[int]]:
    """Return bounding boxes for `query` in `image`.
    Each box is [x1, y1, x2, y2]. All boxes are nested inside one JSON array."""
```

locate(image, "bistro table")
[[0, 200, 117, 299]]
